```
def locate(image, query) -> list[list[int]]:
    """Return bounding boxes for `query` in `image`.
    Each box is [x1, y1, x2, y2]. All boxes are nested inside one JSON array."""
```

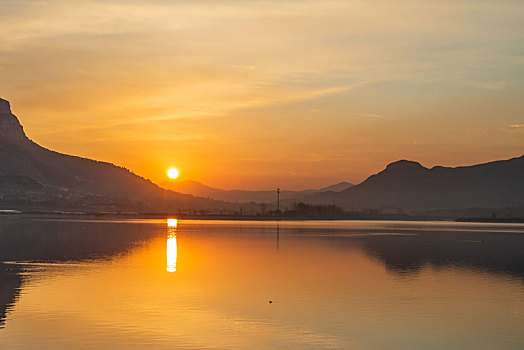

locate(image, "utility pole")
[[276, 188, 280, 213]]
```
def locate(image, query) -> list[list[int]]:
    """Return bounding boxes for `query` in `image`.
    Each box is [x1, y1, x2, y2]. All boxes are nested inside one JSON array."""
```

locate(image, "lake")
[[1, 217, 523, 349]]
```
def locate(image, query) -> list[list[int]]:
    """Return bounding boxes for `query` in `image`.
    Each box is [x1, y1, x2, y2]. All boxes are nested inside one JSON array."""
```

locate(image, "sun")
[[167, 168, 179, 179]]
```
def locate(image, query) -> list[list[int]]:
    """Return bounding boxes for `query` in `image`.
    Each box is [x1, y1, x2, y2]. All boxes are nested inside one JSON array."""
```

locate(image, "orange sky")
[[1, 0, 523, 190]]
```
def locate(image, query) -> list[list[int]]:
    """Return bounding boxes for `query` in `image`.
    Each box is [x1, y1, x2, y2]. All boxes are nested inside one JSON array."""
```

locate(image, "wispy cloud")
[[466, 81, 509, 91], [354, 113, 384, 119]]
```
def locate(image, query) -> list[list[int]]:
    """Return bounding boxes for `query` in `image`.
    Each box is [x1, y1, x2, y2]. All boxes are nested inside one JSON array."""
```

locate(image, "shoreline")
[[1, 211, 523, 224]]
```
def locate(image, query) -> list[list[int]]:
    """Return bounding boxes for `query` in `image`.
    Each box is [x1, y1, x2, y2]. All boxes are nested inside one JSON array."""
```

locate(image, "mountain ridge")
[[160, 179, 353, 203], [0, 98, 232, 211], [2, 97, 522, 214], [298, 155, 524, 211]]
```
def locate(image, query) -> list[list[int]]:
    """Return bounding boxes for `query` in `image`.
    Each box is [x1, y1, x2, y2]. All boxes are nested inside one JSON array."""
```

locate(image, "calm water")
[[1, 218, 523, 349]]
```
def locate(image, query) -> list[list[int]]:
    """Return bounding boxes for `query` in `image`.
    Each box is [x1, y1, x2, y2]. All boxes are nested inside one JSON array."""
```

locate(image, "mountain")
[[0, 98, 228, 211], [160, 179, 353, 203], [317, 181, 353, 192], [161, 180, 221, 198], [298, 157, 524, 212], [4, 97, 520, 215]]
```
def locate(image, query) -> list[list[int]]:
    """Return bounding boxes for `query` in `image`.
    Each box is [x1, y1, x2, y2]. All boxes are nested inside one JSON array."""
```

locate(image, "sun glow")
[[167, 168, 179, 179]]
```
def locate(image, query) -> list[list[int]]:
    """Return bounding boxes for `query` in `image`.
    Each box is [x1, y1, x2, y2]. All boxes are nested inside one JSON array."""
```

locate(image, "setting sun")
[[167, 168, 179, 179]]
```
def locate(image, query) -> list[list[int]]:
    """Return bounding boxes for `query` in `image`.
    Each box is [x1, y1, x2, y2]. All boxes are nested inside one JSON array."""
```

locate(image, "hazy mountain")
[[0, 98, 228, 211], [161, 180, 220, 197], [160, 179, 353, 203], [317, 181, 353, 192], [298, 157, 524, 212]]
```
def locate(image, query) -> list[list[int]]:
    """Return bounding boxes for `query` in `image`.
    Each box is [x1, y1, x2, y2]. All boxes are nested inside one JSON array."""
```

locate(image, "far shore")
[[1, 210, 523, 224]]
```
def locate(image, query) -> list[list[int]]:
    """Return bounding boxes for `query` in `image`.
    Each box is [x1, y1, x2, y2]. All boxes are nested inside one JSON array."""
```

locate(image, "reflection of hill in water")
[[356, 230, 524, 277], [0, 264, 21, 329], [0, 218, 164, 327], [0, 219, 163, 262], [287, 225, 524, 278]]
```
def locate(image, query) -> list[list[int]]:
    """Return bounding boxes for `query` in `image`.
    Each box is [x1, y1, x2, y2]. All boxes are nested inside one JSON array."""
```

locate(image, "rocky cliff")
[[0, 99, 26, 143]]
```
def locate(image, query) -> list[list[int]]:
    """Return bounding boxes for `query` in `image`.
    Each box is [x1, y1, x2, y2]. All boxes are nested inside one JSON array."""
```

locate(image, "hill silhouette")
[[299, 156, 524, 212], [0, 98, 230, 211], [2, 97, 522, 215]]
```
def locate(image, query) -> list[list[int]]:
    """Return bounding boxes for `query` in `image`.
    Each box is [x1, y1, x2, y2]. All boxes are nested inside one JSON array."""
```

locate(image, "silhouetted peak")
[[0, 98, 28, 142], [385, 160, 426, 171], [0, 98, 11, 114]]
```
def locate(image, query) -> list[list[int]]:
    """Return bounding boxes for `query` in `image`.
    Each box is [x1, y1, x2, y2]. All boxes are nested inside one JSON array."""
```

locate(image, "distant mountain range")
[[1, 97, 522, 215], [160, 180, 353, 203], [0, 98, 229, 211], [295, 157, 524, 212]]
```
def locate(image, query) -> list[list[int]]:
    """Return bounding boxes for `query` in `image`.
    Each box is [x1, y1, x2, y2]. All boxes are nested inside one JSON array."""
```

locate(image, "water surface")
[[0, 218, 523, 349]]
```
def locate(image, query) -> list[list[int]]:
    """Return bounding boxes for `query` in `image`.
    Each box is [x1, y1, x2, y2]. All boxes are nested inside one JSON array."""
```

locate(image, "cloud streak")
[[354, 113, 384, 119]]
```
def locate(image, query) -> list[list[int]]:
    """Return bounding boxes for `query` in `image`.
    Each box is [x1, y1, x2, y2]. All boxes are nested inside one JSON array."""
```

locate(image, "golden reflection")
[[167, 218, 178, 228], [166, 218, 178, 272]]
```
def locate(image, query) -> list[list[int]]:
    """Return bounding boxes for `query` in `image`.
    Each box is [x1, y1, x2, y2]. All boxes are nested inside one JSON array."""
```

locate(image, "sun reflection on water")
[[166, 218, 178, 272], [167, 218, 178, 228]]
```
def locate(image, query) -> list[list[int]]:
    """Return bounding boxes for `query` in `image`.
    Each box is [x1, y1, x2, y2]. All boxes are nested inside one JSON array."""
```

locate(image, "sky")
[[0, 0, 523, 190]]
